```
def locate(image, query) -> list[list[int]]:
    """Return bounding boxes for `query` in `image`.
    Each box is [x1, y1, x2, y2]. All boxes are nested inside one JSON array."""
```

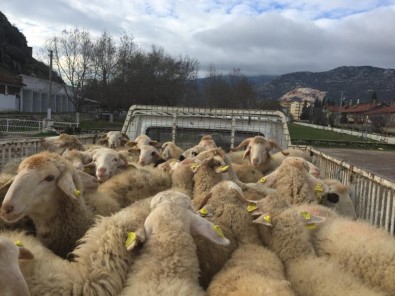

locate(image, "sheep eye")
[[44, 175, 55, 182], [192, 152, 198, 157], [113, 158, 118, 162]]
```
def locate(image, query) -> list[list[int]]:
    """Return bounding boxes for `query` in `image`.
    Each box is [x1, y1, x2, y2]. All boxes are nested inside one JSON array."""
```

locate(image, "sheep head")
[[84, 148, 126, 182], [0, 152, 94, 223]]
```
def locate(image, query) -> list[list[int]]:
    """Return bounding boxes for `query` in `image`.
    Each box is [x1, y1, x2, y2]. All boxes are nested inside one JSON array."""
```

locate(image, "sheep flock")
[[0, 132, 393, 296]]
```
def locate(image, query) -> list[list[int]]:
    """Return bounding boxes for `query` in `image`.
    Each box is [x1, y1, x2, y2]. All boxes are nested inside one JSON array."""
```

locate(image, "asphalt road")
[[318, 148, 395, 182]]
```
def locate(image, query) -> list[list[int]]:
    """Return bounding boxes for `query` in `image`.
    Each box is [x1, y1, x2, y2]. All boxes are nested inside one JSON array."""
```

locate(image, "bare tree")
[[46, 28, 93, 112]]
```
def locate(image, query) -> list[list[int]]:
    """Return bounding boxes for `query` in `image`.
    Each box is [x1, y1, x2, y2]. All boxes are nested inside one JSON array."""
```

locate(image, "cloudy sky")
[[2, 0, 395, 77]]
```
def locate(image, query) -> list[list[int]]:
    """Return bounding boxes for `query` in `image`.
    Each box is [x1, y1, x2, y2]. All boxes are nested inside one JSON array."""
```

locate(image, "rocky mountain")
[[255, 66, 395, 104], [0, 11, 62, 82]]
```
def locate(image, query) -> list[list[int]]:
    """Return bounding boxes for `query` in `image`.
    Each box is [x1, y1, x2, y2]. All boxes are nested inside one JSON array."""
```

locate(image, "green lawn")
[[288, 123, 374, 142]]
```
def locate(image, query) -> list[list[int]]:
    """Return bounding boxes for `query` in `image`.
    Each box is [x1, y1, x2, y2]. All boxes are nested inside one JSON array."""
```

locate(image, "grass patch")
[[288, 123, 376, 142]]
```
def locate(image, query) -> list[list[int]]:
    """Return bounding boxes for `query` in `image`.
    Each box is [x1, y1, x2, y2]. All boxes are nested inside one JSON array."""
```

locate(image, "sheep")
[[252, 193, 386, 296], [259, 156, 327, 205], [84, 147, 128, 182], [160, 141, 184, 160], [169, 159, 195, 196], [41, 133, 84, 154], [119, 190, 230, 296], [194, 180, 261, 288], [321, 178, 357, 219], [231, 136, 312, 174], [0, 235, 34, 296], [198, 135, 217, 149], [97, 131, 130, 148], [0, 152, 98, 258], [97, 165, 171, 208], [62, 148, 92, 171], [310, 213, 395, 295], [179, 144, 208, 160], [128, 144, 163, 166], [1, 197, 152, 296], [126, 134, 160, 149], [206, 243, 296, 296]]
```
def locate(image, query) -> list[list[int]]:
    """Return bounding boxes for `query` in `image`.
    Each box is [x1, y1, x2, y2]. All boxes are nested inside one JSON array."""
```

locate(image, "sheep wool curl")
[[252, 193, 386, 296], [120, 190, 230, 296]]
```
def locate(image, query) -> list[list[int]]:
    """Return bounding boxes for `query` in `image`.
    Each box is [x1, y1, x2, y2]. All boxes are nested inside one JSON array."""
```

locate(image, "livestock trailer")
[[121, 105, 291, 151]]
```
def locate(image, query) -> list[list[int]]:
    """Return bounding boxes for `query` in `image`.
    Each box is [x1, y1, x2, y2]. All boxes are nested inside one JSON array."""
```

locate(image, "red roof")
[[328, 102, 383, 114], [0, 74, 25, 86], [363, 105, 395, 115]]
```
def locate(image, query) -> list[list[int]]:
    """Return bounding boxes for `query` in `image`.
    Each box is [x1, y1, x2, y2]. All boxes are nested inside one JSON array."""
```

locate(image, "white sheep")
[[62, 148, 92, 171], [97, 165, 172, 208], [311, 213, 395, 295], [126, 134, 160, 149], [160, 141, 184, 160], [253, 193, 386, 296], [231, 136, 312, 174], [179, 144, 208, 160], [128, 144, 163, 166], [120, 190, 230, 296], [198, 135, 217, 149], [0, 235, 33, 296], [41, 133, 84, 154], [1, 197, 152, 296], [97, 131, 130, 148], [84, 147, 128, 182], [0, 152, 98, 258], [206, 243, 296, 296]]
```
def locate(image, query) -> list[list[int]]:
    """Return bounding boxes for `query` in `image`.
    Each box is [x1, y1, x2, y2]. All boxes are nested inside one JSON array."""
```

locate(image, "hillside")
[[255, 66, 395, 104], [0, 11, 62, 82]]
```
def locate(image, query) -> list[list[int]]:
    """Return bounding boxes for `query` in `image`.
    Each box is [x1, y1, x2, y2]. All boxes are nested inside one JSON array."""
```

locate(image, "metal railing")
[[0, 118, 79, 134], [306, 146, 395, 234]]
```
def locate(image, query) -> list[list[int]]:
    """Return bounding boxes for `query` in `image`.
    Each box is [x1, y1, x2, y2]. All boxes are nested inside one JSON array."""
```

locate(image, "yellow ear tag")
[[73, 189, 81, 198], [247, 203, 258, 213], [213, 225, 225, 238], [305, 223, 316, 230], [191, 163, 200, 170], [219, 165, 229, 172], [259, 177, 267, 183], [15, 240, 24, 247], [300, 211, 311, 220], [170, 160, 177, 165], [199, 208, 208, 217], [263, 215, 271, 223], [315, 184, 324, 192], [125, 232, 138, 250]]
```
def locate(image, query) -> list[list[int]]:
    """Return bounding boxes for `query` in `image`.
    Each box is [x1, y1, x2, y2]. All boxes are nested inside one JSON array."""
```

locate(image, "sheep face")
[[1, 154, 86, 222], [62, 149, 92, 171], [129, 145, 162, 166], [126, 135, 159, 149], [198, 135, 217, 149], [86, 148, 126, 182], [41, 134, 83, 154], [98, 131, 129, 148]]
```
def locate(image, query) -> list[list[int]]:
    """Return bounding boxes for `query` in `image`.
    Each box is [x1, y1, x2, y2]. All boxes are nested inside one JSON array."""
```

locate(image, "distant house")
[[327, 101, 386, 124], [363, 105, 395, 133]]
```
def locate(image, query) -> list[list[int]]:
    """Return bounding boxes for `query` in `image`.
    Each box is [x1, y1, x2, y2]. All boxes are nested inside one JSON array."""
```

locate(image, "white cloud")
[[1, 0, 395, 76]]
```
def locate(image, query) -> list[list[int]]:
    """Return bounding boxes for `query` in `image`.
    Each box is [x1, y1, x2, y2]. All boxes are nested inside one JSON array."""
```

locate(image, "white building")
[[0, 74, 75, 113]]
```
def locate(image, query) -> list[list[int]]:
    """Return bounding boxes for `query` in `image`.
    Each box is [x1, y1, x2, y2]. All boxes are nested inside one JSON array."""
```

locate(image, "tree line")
[[44, 28, 280, 112]]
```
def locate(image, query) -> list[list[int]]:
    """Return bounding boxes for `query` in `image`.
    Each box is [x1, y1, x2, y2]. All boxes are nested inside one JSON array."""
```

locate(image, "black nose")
[[179, 155, 186, 161]]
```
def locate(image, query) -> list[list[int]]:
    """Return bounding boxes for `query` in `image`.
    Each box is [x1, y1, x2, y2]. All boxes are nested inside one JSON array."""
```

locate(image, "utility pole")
[[47, 50, 53, 120], [338, 91, 344, 125]]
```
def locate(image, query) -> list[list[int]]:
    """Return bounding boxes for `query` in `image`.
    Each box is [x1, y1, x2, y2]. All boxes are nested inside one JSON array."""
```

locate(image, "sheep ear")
[[125, 141, 138, 148], [0, 176, 14, 197], [18, 247, 34, 260], [149, 141, 160, 148], [77, 171, 99, 192], [128, 148, 141, 155], [253, 213, 273, 226], [242, 147, 251, 160], [190, 214, 230, 246], [57, 172, 80, 200]]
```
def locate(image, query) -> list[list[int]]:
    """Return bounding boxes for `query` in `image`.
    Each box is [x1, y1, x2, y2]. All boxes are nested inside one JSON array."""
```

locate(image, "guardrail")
[[292, 139, 395, 150], [0, 134, 98, 168], [0, 118, 79, 134], [307, 146, 395, 234]]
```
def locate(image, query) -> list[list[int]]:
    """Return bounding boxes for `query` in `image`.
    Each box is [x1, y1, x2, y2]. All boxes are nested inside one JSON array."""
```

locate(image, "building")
[[0, 74, 76, 113]]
